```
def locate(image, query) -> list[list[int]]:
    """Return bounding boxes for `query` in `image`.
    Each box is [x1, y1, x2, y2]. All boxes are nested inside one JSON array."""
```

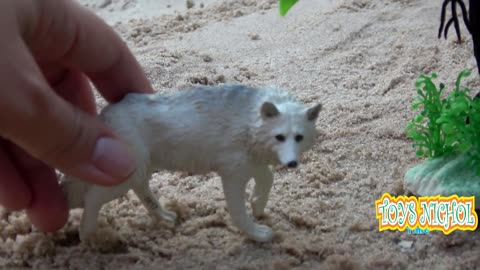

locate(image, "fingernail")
[[93, 137, 136, 180]]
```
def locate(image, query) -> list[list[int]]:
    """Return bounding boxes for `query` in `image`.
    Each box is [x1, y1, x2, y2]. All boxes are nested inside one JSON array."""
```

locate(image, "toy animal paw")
[[159, 209, 178, 224], [248, 224, 273, 242]]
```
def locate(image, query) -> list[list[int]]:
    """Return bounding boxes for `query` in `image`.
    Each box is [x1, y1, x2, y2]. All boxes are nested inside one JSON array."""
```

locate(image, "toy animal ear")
[[306, 103, 322, 121], [261, 102, 280, 118]]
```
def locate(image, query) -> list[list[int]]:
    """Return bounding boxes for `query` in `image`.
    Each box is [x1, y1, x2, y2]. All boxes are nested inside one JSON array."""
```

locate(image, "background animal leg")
[[133, 184, 177, 224]]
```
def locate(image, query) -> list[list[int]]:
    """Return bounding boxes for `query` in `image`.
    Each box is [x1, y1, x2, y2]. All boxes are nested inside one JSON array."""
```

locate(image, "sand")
[[1, 0, 480, 269]]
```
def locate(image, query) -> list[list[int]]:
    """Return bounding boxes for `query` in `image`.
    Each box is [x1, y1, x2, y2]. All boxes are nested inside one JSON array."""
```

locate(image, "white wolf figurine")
[[62, 84, 322, 243]]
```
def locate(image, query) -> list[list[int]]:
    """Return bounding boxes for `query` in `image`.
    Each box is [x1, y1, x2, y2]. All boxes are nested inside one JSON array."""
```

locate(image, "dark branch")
[[452, 2, 462, 41], [439, 0, 451, 38], [439, 0, 471, 42], [457, 0, 471, 32], [444, 18, 455, 39]]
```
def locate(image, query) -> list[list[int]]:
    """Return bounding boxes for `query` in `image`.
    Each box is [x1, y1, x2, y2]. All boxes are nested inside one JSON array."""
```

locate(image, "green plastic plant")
[[405, 69, 480, 174], [405, 73, 448, 158], [279, 0, 298, 16]]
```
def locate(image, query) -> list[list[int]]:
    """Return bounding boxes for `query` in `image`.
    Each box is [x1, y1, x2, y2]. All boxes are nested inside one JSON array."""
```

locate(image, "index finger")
[[17, 0, 153, 102]]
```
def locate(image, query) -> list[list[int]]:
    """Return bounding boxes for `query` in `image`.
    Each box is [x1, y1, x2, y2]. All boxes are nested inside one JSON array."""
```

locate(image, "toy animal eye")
[[295, 135, 304, 142], [275, 135, 286, 142]]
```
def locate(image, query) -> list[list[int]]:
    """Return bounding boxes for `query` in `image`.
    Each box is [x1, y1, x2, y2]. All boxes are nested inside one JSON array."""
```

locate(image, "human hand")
[[0, 0, 153, 232]]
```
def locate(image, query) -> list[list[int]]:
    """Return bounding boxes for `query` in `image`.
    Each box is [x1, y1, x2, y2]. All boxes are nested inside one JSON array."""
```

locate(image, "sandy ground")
[[1, 0, 480, 269]]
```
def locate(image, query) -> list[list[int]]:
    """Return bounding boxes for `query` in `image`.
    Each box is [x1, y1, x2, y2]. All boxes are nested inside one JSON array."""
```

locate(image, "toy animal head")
[[252, 100, 322, 168]]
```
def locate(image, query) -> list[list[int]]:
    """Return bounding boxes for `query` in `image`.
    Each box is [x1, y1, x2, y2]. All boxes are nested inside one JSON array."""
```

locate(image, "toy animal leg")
[[79, 196, 102, 242], [220, 174, 273, 242], [79, 184, 131, 242], [132, 183, 177, 224], [250, 166, 273, 218]]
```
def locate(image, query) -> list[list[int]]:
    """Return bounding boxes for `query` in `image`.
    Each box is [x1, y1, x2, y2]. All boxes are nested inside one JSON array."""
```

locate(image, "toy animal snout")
[[287, 160, 298, 168], [276, 140, 301, 169]]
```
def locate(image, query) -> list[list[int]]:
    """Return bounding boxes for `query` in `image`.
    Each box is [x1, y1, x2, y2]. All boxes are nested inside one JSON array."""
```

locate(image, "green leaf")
[[279, 0, 299, 16], [405, 69, 480, 167], [459, 143, 472, 152], [407, 130, 422, 140], [451, 102, 468, 113], [414, 115, 424, 123], [442, 123, 455, 134], [455, 69, 471, 90], [444, 137, 458, 147], [436, 116, 450, 124]]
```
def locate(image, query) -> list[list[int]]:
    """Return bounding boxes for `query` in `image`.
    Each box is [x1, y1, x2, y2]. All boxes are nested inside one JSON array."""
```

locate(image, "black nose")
[[287, 161, 298, 168]]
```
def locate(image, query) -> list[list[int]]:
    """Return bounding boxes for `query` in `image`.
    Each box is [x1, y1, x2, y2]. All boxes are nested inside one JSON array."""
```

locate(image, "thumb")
[[0, 41, 135, 186], [2, 87, 136, 186]]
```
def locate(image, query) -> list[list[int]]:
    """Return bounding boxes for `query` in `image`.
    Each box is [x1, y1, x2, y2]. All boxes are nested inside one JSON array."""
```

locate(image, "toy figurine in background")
[[61, 84, 322, 243], [439, 0, 479, 76]]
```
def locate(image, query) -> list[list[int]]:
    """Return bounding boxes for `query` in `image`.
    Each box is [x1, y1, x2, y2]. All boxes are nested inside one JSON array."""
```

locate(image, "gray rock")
[[404, 153, 480, 206]]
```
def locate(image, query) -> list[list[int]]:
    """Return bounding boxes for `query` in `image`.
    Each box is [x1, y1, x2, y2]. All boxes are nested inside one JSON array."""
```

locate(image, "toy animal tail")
[[60, 176, 88, 209]]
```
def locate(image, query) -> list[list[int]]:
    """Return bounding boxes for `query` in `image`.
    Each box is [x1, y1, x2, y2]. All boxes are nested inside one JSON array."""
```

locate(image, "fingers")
[[49, 68, 97, 115], [7, 145, 68, 232], [0, 0, 151, 233], [25, 169, 68, 232], [17, 0, 153, 102], [0, 142, 31, 210], [0, 69, 99, 232], [0, 35, 136, 186]]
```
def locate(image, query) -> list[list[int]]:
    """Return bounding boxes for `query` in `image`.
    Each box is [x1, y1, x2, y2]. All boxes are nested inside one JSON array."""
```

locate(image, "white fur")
[[61, 84, 322, 242]]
